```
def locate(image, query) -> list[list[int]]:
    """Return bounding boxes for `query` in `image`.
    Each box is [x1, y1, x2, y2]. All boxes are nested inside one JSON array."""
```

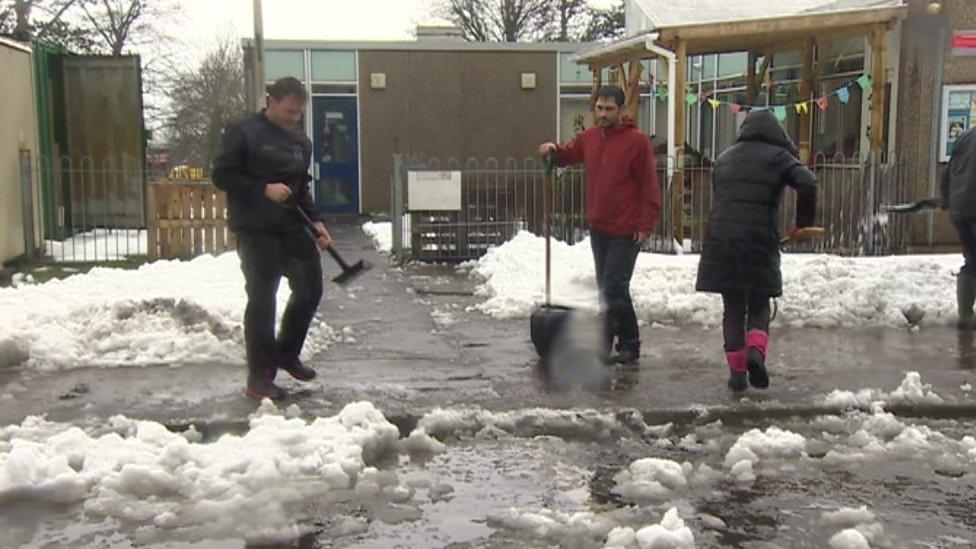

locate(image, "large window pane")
[[560, 96, 592, 142], [266, 50, 305, 81], [718, 52, 748, 78], [814, 78, 863, 161], [311, 51, 356, 82]]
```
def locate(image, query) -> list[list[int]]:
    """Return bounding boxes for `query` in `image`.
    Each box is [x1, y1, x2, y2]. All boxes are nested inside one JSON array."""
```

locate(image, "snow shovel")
[[294, 207, 371, 285], [881, 197, 942, 214], [530, 151, 573, 359], [779, 226, 826, 247]]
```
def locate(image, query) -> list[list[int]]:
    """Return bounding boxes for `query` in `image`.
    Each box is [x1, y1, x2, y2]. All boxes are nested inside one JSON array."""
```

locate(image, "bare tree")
[[434, 0, 625, 43], [77, 0, 177, 56], [163, 38, 247, 168], [437, 0, 551, 42], [0, 0, 91, 49]]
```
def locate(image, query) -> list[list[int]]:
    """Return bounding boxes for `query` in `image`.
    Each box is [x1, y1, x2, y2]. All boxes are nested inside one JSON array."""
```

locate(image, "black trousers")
[[954, 220, 976, 275], [590, 228, 641, 344], [722, 293, 770, 351], [236, 230, 323, 381]]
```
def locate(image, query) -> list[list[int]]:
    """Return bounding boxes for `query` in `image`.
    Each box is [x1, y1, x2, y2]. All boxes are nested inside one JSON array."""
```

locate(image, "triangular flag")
[[708, 98, 721, 109], [729, 103, 742, 115], [794, 102, 809, 115], [655, 87, 668, 102], [856, 74, 872, 93], [837, 86, 851, 104], [816, 96, 829, 111], [685, 92, 699, 105], [773, 106, 788, 121]]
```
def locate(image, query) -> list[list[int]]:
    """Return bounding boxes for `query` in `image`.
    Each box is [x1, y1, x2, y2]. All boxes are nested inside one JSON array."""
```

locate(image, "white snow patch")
[[829, 528, 870, 549], [723, 426, 806, 469], [472, 231, 959, 328], [822, 372, 943, 410], [613, 458, 688, 502], [605, 507, 695, 549], [0, 252, 338, 371], [44, 229, 148, 262], [488, 508, 613, 543], [961, 383, 973, 393], [822, 506, 876, 527], [415, 407, 626, 441], [0, 401, 399, 541], [362, 221, 392, 254]]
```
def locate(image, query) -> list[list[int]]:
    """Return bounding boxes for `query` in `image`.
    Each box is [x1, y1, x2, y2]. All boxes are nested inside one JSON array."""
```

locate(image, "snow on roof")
[[630, 0, 902, 28]]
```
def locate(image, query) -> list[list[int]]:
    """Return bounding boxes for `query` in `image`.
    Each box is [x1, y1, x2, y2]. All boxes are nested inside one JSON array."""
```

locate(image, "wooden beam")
[[869, 25, 887, 155], [747, 51, 758, 105], [672, 39, 687, 244], [625, 58, 644, 120], [589, 64, 603, 107], [798, 38, 815, 163]]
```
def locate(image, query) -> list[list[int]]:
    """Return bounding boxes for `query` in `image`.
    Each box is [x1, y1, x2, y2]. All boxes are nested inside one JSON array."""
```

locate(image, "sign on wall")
[[940, 85, 976, 162], [952, 31, 976, 56], [407, 170, 462, 211]]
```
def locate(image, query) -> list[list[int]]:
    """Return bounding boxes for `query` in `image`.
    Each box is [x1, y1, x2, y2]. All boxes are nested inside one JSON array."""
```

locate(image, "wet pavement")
[[2, 218, 975, 548]]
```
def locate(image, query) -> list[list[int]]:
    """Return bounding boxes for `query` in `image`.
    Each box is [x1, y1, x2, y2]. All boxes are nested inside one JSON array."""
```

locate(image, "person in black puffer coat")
[[694, 109, 818, 391], [941, 126, 976, 329]]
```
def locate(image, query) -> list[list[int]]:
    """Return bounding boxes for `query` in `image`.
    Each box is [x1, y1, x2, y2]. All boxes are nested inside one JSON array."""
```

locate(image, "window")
[[559, 52, 609, 84], [266, 50, 305, 81], [311, 51, 356, 82], [815, 76, 863, 161]]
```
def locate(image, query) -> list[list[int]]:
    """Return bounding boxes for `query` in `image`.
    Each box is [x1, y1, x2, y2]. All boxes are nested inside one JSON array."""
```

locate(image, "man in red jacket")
[[539, 85, 662, 365]]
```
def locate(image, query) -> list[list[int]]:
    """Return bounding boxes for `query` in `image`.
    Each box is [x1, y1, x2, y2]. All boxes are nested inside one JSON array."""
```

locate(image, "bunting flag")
[[795, 102, 810, 115], [708, 98, 721, 109], [856, 74, 873, 93], [773, 106, 788, 121], [655, 87, 668, 102], [685, 92, 699, 105], [816, 96, 829, 111], [837, 86, 852, 104], [729, 103, 742, 115]]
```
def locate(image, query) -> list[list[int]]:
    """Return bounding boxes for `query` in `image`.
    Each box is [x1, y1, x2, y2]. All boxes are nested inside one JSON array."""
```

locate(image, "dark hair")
[[596, 85, 625, 107], [268, 77, 308, 103]]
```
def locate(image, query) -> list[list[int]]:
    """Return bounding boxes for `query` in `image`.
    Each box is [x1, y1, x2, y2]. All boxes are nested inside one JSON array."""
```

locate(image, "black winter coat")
[[941, 126, 976, 222], [695, 110, 818, 297], [211, 111, 321, 234]]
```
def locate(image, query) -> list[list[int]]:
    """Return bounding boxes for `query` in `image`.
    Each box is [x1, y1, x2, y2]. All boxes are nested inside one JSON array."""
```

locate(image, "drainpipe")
[[645, 35, 678, 183]]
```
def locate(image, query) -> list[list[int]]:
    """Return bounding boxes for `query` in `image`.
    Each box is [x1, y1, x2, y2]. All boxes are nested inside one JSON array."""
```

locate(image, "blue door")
[[312, 96, 360, 214]]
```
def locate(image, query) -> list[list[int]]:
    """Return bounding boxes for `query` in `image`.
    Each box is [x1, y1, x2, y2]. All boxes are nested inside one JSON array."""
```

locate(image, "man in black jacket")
[[212, 77, 331, 400], [942, 126, 976, 329]]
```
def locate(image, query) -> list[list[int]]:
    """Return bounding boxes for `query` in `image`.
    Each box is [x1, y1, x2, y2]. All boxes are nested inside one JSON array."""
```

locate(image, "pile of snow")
[[471, 231, 958, 328], [604, 508, 695, 549], [45, 229, 148, 262], [723, 426, 806, 482], [414, 407, 630, 441], [823, 506, 884, 549], [822, 371, 944, 410], [362, 221, 392, 254], [0, 253, 337, 371], [612, 458, 721, 503], [0, 402, 400, 542], [487, 508, 613, 544]]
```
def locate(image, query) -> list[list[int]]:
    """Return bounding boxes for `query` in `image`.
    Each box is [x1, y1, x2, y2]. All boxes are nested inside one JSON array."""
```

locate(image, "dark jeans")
[[722, 293, 771, 351], [237, 230, 323, 382], [954, 220, 976, 275], [590, 228, 641, 344]]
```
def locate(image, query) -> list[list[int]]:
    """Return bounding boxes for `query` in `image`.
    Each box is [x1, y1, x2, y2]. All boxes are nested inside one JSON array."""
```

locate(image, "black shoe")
[[746, 348, 769, 389], [728, 372, 747, 392], [245, 376, 288, 400], [281, 361, 316, 382], [613, 340, 640, 366]]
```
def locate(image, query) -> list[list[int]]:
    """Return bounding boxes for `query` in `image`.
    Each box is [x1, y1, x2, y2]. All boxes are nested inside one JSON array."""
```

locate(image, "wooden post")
[[147, 182, 158, 260], [672, 39, 687, 245], [589, 64, 603, 106], [799, 38, 815, 163], [869, 25, 887, 156]]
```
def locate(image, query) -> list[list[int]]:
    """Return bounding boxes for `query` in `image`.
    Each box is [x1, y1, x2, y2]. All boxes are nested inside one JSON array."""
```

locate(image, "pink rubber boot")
[[745, 330, 770, 389], [725, 349, 747, 391]]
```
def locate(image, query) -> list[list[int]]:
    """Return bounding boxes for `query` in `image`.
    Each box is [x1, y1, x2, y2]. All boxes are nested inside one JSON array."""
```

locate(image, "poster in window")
[[942, 86, 976, 161]]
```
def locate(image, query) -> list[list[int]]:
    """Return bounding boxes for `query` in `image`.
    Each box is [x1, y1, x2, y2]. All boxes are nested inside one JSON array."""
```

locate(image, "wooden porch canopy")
[[573, 3, 907, 241]]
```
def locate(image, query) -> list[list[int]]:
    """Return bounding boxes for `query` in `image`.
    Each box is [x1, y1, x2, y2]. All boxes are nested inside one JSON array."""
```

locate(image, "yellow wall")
[[0, 39, 40, 264]]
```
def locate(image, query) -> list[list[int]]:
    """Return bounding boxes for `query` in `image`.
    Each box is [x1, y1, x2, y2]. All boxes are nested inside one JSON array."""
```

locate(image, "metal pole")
[[392, 154, 403, 262], [19, 150, 37, 259], [252, 0, 266, 112]]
